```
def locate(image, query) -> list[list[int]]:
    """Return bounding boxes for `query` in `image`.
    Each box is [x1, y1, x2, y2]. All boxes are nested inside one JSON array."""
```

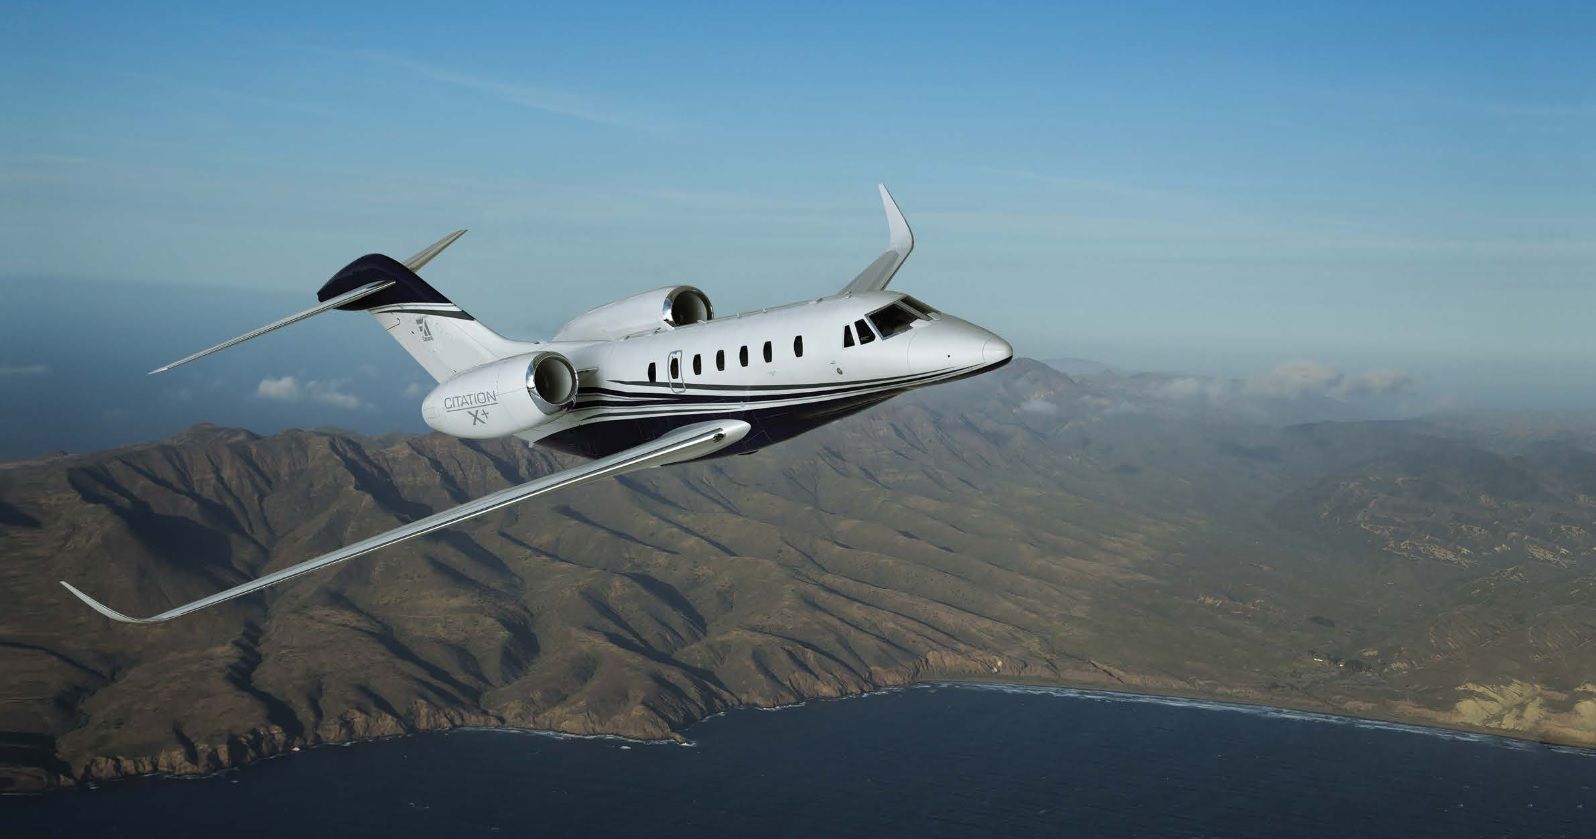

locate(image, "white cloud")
[[312, 386, 364, 411], [1147, 361, 1418, 407], [0, 363, 48, 376], [1018, 398, 1058, 415], [1243, 361, 1417, 401], [1340, 369, 1415, 398], [403, 382, 429, 399], [256, 376, 302, 401], [256, 376, 365, 410], [1244, 361, 1345, 399], [1151, 376, 1228, 401]]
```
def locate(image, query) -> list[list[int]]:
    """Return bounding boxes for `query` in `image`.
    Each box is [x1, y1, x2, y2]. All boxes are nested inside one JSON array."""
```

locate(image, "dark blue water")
[[7, 684, 1594, 838]]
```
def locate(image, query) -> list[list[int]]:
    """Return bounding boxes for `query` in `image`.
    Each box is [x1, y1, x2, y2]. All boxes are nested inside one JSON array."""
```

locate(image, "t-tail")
[[150, 230, 522, 382]]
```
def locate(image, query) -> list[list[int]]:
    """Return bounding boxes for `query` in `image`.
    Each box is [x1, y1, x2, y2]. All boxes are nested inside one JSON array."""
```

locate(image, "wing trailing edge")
[[60, 419, 751, 624]]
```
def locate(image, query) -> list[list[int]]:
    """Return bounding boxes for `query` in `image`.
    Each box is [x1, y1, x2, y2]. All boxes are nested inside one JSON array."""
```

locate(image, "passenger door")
[[667, 349, 686, 393]]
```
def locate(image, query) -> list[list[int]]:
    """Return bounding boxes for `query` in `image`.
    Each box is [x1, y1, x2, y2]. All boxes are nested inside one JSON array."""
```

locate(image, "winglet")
[[60, 581, 150, 624], [879, 184, 912, 255], [839, 184, 915, 295]]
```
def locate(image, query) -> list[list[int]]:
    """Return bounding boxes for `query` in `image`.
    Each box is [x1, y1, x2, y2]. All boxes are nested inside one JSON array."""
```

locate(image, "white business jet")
[[61, 186, 1012, 623]]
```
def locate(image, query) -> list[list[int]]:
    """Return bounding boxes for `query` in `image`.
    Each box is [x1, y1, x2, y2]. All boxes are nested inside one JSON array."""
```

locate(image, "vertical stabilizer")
[[317, 238, 525, 382]]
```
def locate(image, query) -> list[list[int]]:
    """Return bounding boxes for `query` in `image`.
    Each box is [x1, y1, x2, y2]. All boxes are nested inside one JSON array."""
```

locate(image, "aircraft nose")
[[982, 337, 1013, 365]]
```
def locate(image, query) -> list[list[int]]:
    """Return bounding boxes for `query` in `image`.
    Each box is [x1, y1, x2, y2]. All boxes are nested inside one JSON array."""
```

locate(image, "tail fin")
[[149, 231, 526, 382], [316, 244, 522, 382]]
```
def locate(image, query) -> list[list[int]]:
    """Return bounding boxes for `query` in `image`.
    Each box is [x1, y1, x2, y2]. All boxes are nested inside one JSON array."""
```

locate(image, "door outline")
[[667, 349, 686, 393]]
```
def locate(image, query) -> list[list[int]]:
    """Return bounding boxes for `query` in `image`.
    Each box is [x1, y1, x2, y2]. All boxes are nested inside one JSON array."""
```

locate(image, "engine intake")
[[527, 352, 576, 409], [421, 352, 576, 439], [554, 286, 713, 342]]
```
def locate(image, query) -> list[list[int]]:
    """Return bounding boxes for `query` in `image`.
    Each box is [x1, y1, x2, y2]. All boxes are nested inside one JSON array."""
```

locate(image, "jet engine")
[[421, 352, 576, 439], [553, 285, 713, 342]]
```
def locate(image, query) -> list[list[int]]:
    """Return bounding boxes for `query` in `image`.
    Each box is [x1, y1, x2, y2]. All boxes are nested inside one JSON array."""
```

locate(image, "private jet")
[[61, 185, 1013, 623]]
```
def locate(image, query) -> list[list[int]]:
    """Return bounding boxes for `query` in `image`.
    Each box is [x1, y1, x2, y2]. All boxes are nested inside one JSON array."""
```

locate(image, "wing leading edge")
[[839, 184, 914, 296], [61, 419, 751, 624]]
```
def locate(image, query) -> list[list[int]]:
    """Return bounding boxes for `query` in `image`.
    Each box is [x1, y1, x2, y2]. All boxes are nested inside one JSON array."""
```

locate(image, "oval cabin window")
[[647, 362, 656, 382], [793, 335, 804, 357], [716, 349, 725, 371], [693, 354, 702, 375], [762, 341, 773, 363], [739, 346, 749, 367]]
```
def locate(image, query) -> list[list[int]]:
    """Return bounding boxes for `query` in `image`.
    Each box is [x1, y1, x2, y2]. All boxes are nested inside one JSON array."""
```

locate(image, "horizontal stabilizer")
[[60, 419, 751, 624], [147, 280, 394, 374], [839, 184, 914, 295], [149, 230, 467, 375]]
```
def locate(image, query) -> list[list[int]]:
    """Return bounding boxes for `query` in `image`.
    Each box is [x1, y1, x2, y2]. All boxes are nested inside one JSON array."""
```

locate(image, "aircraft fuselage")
[[524, 291, 1013, 458]]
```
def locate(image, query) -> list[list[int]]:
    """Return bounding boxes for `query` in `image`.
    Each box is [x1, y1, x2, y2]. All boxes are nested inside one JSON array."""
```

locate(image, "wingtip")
[[60, 580, 147, 624]]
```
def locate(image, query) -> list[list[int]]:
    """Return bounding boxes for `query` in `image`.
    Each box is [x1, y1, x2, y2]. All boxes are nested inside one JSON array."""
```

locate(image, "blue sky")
[[1, 2, 1593, 453]]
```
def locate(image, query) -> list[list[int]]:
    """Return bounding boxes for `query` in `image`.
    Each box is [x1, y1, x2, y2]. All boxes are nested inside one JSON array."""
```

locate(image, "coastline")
[[11, 670, 1592, 798], [926, 679, 1596, 755]]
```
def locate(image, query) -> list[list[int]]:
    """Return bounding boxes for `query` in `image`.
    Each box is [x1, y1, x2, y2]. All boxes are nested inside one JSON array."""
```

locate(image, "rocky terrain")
[[4, 359, 1595, 793]]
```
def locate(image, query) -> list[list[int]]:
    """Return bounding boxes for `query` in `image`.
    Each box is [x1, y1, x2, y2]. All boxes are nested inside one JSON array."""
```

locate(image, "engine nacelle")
[[420, 352, 576, 439], [553, 285, 712, 342]]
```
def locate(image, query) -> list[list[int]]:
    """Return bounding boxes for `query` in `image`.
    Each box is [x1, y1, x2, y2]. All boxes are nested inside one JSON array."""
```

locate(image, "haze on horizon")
[[1, 2, 1592, 457]]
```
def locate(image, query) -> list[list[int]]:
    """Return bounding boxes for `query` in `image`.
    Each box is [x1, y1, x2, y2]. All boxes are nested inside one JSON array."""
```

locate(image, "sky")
[[1, 2, 1593, 455]]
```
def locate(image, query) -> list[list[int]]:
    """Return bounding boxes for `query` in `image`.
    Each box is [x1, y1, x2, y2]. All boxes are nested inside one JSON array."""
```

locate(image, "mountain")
[[1042, 357, 1118, 377], [4, 360, 1595, 793]]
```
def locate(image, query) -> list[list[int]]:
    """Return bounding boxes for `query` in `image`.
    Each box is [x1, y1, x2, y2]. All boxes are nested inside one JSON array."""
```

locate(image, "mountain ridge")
[[4, 360, 1595, 793]]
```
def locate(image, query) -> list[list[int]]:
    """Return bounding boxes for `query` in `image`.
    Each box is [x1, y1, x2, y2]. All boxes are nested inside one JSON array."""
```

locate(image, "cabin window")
[[647, 362, 657, 382], [669, 356, 680, 379], [793, 335, 804, 358], [739, 345, 749, 367], [716, 349, 725, 371], [854, 318, 877, 345], [867, 303, 922, 340], [762, 341, 773, 363], [843, 325, 855, 348], [693, 354, 702, 375]]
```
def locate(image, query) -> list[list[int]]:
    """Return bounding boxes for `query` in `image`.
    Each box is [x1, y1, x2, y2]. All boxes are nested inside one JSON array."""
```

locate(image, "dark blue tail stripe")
[[317, 254, 472, 318]]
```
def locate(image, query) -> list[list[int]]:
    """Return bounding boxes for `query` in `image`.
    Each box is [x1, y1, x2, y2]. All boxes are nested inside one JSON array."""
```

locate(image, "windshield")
[[867, 303, 925, 340], [897, 296, 938, 318]]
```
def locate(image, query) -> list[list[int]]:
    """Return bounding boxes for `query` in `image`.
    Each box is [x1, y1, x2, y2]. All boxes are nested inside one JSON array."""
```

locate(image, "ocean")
[[7, 683, 1593, 838]]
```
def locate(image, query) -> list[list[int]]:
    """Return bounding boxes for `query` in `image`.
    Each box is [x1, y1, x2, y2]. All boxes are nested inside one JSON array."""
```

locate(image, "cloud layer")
[[256, 376, 365, 410], [1150, 361, 1416, 406], [1242, 361, 1415, 401]]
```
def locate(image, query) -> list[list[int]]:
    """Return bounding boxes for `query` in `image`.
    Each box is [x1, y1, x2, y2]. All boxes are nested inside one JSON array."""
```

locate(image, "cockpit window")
[[853, 318, 876, 345], [867, 303, 924, 340], [898, 296, 938, 318]]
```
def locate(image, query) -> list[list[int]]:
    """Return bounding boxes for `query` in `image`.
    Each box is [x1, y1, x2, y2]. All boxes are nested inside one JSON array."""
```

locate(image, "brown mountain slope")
[[3, 360, 1594, 792]]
